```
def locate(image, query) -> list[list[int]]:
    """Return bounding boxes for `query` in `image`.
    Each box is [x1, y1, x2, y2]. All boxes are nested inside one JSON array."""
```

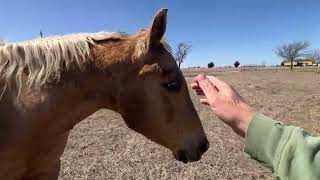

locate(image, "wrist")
[[236, 105, 255, 137]]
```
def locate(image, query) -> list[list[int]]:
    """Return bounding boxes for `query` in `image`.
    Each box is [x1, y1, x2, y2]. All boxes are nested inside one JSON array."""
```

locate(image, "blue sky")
[[1, 0, 320, 67]]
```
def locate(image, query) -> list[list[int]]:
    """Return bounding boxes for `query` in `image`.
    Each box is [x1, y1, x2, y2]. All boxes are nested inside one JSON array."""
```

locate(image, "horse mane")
[[0, 32, 128, 94], [0, 31, 172, 98]]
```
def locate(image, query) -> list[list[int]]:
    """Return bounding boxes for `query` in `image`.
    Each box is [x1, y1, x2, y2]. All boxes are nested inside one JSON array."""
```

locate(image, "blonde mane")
[[0, 32, 128, 94], [0, 31, 172, 98]]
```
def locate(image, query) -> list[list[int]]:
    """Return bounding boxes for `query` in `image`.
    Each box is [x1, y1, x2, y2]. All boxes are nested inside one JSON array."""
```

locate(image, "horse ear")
[[147, 8, 168, 48]]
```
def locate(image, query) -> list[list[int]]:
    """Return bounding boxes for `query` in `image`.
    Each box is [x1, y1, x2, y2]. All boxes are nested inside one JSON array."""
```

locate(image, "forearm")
[[245, 113, 320, 180]]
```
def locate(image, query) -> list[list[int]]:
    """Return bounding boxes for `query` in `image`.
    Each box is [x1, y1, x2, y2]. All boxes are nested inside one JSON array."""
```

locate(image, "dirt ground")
[[59, 68, 320, 180]]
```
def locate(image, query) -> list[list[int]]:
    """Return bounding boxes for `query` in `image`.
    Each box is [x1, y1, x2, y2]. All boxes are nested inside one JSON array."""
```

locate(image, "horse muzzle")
[[173, 137, 209, 163]]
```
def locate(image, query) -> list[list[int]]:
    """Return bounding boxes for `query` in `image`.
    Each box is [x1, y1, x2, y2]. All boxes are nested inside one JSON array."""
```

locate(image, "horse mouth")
[[173, 138, 209, 163], [173, 149, 203, 164]]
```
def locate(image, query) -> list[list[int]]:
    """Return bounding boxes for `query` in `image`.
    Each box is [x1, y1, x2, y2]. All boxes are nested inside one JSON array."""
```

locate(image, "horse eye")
[[162, 81, 181, 92]]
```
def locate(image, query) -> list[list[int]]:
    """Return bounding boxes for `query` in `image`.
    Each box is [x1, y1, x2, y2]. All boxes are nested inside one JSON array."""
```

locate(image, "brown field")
[[59, 67, 320, 180]]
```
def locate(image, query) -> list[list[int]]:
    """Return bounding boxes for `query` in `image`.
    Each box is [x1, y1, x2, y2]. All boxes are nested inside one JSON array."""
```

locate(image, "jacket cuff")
[[244, 112, 284, 168]]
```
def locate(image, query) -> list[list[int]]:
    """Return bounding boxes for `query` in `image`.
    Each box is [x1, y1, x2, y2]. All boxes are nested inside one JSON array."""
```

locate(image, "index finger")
[[193, 74, 218, 102], [206, 76, 228, 91]]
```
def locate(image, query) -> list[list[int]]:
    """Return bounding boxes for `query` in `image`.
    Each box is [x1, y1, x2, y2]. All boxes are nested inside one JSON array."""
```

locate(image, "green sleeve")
[[244, 113, 320, 180]]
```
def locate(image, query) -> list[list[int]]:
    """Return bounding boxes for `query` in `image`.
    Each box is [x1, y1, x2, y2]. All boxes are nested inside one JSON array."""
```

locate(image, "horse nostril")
[[177, 150, 188, 164], [199, 138, 209, 154]]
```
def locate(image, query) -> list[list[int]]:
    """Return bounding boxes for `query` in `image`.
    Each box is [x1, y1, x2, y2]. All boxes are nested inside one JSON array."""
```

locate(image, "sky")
[[1, 0, 320, 67]]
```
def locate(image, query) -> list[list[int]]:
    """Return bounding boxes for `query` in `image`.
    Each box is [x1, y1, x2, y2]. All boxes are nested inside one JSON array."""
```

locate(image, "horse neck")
[[52, 64, 120, 111], [20, 65, 122, 135], [45, 57, 141, 133]]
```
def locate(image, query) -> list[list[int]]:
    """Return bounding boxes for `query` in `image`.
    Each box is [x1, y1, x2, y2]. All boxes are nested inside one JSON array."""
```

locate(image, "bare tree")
[[275, 41, 310, 71], [175, 42, 192, 69], [308, 50, 320, 62]]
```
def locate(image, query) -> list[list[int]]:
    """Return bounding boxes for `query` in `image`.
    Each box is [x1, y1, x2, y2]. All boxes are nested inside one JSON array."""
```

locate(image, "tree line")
[[174, 41, 320, 70], [174, 41, 241, 69]]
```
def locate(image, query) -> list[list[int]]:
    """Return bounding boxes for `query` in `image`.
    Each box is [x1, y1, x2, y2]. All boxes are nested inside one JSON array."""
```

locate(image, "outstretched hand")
[[192, 74, 255, 137]]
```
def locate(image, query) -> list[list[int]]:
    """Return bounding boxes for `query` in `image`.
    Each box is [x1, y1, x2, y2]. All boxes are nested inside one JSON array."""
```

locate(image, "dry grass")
[[59, 68, 320, 180]]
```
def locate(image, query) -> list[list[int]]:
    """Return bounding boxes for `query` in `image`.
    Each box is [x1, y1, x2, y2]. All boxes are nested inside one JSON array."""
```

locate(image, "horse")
[[0, 9, 209, 180]]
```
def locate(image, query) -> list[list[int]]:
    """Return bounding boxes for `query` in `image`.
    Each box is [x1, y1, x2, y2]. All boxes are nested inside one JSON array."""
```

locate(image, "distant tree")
[[275, 41, 310, 71], [308, 50, 320, 62], [234, 61, 240, 68], [207, 62, 214, 68], [175, 42, 192, 69]]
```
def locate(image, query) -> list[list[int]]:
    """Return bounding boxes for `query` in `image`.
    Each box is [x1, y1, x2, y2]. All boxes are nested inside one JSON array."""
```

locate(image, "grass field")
[[59, 68, 320, 180]]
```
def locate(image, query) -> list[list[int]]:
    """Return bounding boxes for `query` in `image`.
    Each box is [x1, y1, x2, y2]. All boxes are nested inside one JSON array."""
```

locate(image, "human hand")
[[192, 74, 255, 137]]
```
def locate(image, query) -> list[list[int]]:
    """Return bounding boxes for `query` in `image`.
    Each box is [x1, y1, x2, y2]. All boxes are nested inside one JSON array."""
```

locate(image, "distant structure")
[[242, 64, 266, 68], [282, 58, 318, 67], [241, 64, 267, 70], [40, 30, 43, 38]]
